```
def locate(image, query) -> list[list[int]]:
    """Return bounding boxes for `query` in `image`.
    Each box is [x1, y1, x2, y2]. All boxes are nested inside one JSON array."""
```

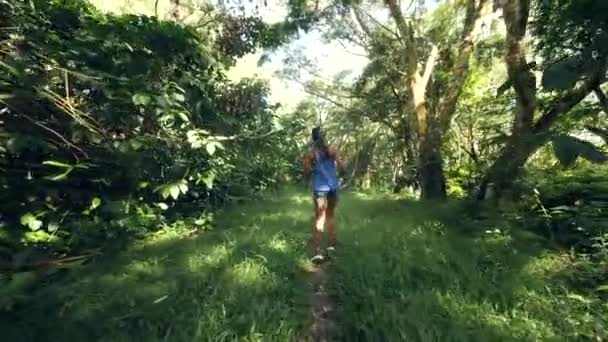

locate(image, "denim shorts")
[[313, 189, 338, 199]]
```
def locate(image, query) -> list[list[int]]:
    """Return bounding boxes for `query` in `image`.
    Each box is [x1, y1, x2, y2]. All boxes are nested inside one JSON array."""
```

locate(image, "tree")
[[383, 0, 493, 199], [0, 0, 297, 261], [475, 0, 608, 200]]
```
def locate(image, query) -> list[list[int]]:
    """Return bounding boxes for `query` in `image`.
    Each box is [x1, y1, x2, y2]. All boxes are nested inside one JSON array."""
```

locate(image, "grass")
[[332, 192, 607, 341], [2, 188, 607, 341]]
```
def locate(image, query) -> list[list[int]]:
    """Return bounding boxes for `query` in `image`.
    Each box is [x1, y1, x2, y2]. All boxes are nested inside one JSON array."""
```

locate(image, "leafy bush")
[[0, 0, 295, 269]]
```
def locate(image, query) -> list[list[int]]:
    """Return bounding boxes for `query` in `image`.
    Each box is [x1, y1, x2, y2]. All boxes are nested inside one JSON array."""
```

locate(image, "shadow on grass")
[[2, 189, 590, 341], [0, 191, 316, 342], [331, 194, 563, 341]]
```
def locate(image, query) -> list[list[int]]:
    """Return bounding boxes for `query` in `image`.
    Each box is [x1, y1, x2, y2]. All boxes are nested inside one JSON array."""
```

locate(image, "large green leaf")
[[42, 160, 90, 181], [42, 160, 72, 168], [169, 185, 180, 200], [132, 93, 152, 106], [90, 197, 102, 210], [552, 135, 608, 167], [586, 126, 608, 145], [20, 213, 43, 231], [496, 78, 512, 96], [542, 56, 583, 91], [154, 180, 189, 200]]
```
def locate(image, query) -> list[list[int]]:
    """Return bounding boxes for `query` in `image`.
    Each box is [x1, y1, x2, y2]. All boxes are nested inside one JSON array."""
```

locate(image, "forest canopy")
[[1, 0, 607, 340]]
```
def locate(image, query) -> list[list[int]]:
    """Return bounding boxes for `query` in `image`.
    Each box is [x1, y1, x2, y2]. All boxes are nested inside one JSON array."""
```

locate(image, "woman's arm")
[[328, 144, 345, 171], [303, 151, 314, 178]]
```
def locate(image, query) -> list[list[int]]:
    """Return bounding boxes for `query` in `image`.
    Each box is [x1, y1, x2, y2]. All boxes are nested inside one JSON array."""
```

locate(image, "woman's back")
[[311, 147, 339, 192]]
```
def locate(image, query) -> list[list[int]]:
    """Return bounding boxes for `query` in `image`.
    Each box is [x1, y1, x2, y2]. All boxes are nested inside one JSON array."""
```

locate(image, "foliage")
[[2, 0, 608, 340], [0, 189, 313, 339], [532, 0, 608, 90], [551, 134, 607, 167], [0, 0, 294, 273], [520, 165, 608, 250], [3, 189, 606, 340]]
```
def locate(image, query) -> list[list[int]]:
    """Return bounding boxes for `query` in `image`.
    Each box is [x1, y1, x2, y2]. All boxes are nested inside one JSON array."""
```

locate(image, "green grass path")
[[4, 189, 606, 341]]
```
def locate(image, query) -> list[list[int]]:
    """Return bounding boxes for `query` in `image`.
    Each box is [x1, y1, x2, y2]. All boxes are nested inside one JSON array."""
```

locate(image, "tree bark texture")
[[385, 0, 490, 199], [476, 0, 607, 200]]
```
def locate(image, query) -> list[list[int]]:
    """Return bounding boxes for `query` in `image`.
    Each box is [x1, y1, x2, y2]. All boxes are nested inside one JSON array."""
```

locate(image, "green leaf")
[[0, 60, 19, 76], [43, 160, 72, 168], [155, 182, 185, 200], [44, 168, 73, 181], [542, 56, 585, 91], [178, 181, 188, 194], [172, 93, 185, 102], [42, 160, 80, 181], [161, 187, 171, 199], [596, 284, 608, 292], [130, 139, 143, 150], [586, 126, 608, 145], [169, 185, 180, 200], [156, 203, 169, 210], [567, 293, 592, 304], [206, 141, 223, 155], [206, 141, 216, 155], [20, 213, 43, 231], [552, 135, 608, 167], [90, 197, 101, 210], [187, 130, 208, 149], [496, 78, 512, 96], [202, 173, 215, 189], [47, 221, 59, 232], [132, 93, 151, 106], [177, 112, 189, 122]]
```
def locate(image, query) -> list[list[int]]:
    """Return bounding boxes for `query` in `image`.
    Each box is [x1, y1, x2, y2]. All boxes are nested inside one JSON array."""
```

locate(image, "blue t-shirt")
[[312, 149, 339, 192]]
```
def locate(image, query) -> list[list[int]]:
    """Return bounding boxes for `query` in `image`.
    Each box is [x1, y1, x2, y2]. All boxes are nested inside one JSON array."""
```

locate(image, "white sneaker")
[[326, 246, 336, 253], [311, 254, 325, 264]]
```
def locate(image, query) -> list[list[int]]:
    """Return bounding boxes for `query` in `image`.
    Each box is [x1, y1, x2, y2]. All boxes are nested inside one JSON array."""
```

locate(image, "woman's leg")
[[326, 193, 338, 248], [313, 195, 327, 255]]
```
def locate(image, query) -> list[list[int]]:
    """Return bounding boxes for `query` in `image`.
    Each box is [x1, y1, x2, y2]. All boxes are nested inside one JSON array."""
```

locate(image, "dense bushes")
[[528, 165, 608, 251], [0, 0, 296, 270]]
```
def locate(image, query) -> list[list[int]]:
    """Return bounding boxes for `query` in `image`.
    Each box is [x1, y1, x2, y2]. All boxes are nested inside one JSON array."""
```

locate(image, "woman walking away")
[[303, 127, 344, 264]]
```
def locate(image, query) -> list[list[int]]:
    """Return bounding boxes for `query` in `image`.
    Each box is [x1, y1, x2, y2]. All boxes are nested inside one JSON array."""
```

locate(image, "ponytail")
[[312, 127, 330, 158]]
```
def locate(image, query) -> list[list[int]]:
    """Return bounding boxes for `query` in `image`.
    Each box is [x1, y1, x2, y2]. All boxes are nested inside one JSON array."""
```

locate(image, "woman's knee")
[[314, 214, 326, 231]]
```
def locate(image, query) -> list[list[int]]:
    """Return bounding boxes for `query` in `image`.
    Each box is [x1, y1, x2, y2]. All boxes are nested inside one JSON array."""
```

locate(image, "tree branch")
[[421, 45, 439, 89], [336, 40, 369, 58], [355, 6, 399, 40], [594, 87, 608, 113], [501, 0, 536, 136], [296, 80, 397, 131], [437, 0, 492, 132], [532, 69, 607, 134], [385, 0, 417, 77], [18, 112, 87, 159], [351, 7, 373, 39]]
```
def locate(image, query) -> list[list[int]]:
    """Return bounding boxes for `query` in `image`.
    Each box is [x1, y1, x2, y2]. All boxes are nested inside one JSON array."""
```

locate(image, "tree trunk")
[[417, 132, 446, 199], [473, 0, 607, 201], [413, 75, 447, 199], [475, 135, 544, 200], [385, 0, 491, 200]]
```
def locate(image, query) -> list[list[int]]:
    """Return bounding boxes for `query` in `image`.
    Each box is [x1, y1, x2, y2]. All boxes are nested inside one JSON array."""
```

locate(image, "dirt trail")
[[308, 261, 337, 341]]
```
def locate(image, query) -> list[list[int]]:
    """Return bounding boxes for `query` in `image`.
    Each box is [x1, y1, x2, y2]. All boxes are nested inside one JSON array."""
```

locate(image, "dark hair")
[[312, 127, 329, 157]]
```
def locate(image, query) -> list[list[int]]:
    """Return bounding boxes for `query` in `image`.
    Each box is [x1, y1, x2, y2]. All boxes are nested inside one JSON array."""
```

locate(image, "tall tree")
[[385, 0, 492, 199], [475, 0, 608, 200]]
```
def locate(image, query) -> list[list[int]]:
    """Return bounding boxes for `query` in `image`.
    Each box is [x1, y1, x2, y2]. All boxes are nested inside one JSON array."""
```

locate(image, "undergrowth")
[[2, 188, 606, 341], [331, 192, 608, 341]]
